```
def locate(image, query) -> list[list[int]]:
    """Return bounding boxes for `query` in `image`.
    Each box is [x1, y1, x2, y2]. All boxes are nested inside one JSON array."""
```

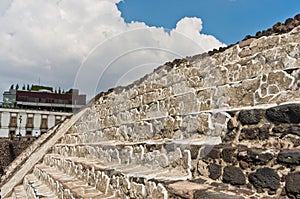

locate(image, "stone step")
[[11, 185, 28, 199], [34, 164, 114, 199], [41, 153, 187, 198], [44, 153, 190, 182], [51, 139, 203, 173], [65, 113, 215, 144], [23, 173, 58, 199]]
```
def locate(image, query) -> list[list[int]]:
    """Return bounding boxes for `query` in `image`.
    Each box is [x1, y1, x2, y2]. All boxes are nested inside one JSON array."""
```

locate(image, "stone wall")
[[74, 24, 300, 144], [0, 137, 34, 178], [64, 23, 300, 198], [196, 104, 300, 198]]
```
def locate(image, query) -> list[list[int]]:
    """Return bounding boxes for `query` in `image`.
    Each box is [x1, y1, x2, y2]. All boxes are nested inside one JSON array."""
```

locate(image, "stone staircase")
[[5, 124, 257, 198], [2, 15, 300, 199], [6, 128, 200, 198]]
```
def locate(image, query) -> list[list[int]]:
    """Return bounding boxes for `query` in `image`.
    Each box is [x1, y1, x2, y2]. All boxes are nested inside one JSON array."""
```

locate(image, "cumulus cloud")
[[0, 0, 225, 100]]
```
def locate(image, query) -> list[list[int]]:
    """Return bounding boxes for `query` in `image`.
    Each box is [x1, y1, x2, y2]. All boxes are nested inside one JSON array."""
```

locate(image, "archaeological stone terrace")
[[1, 14, 300, 199]]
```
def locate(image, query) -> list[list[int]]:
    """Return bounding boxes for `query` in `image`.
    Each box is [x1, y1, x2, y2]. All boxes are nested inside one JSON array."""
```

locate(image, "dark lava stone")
[[208, 163, 222, 180], [248, 168, 280, 191], [266, 104, 300, 124], [239, 125, 270, 141], [223, 166, 246, 185], [295, 14, 300, 21], [240, 128, 260, 140], [238, 109, 263, 125], [285, 172, 300, 197], [237, 148, 273, 165], [193, 189, 245, 199], [277, 150, 300, 165], [201, 145, 221, 159], [222, 147, 236, 163], [273, 124, 300, 136]]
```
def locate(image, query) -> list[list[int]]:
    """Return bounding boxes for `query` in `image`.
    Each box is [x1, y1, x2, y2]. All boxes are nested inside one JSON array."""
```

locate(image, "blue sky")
[[118, 0, 300, 44]]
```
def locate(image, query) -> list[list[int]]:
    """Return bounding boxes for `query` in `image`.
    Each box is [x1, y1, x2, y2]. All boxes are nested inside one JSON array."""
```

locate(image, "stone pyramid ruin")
[[1, 14, 300, 199]]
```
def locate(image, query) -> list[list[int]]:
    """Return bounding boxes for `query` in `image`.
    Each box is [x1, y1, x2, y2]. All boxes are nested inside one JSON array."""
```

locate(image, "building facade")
[[0, 108, 71, 137], [1, 86, 86, 137], [3, 87, 86, 112]]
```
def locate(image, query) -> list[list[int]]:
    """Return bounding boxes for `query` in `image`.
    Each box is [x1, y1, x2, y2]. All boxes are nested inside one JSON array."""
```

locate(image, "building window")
[[40, 115, 48, 130], [9, 113, 17, 127], [26, 114, 34, 128]]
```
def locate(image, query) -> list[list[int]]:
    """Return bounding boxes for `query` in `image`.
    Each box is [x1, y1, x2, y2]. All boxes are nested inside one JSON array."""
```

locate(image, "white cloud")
[[0, 0, 225, 100]]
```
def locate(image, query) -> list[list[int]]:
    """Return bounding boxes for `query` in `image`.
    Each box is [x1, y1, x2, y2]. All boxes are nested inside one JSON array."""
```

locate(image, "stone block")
[[248, 168, 280, 191], [273, 124, 300, 136], [239, 38, 256, 48], [221, 147, 236, 163], [268, 71, 294, 90], [132, 122, 154, 140], [177, 93, 199, 114], [238, 109, 263, 125], [266, 104, 300, 124], [193, 189, 245, 199], [237, 148, 273, 165], [277, 150, 300, 165], [239, 126, 270, 141], [171, 81, 194, 96], [222, 166, 246, 186], [285, 172, 300, 197], [208, 163, 222, 180]]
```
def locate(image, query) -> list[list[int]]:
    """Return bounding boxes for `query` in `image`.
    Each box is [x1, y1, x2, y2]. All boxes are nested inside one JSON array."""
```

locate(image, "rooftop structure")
[[3, 85, 86, 112]]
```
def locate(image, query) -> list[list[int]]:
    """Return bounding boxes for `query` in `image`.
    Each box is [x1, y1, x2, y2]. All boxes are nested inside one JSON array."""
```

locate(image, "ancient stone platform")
[[1, 15, 300, 199]]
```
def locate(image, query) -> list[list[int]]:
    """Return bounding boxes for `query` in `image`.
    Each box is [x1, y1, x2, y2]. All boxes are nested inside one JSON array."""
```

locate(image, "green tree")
[[10, 84, 14, 89], [16, 84, 19, 90]]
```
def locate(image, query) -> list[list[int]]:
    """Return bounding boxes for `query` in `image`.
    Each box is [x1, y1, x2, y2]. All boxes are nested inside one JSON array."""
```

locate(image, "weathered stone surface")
[[200, 145, 220, 160], [248, 168, 280, 191], [222, 147, 236, 163], [227, 118, 238, 131], [239, 38, 256, 48], [193, 189, 245, 199], [266, 104, 300, 124], [258, 125, 271, 140], [240, 127, 262, 140], [277, 150, 300, 165], [223, 129, 238, 142], [190, 145, 201, 159], [208, 163, 222, 180], [238, 148, 273, 165], [273, 124, 300, 136], [238, 110, 263, 125], [223, 166, 246, 185], [0, 138, 34, 177], [240, 128, 257, 141], [285, 172, 300, 197]]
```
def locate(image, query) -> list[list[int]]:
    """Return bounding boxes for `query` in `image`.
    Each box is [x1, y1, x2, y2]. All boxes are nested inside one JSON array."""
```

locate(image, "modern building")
[[3, 86, 86, 112], [0, 108, 71, 137], [0, 85, 86, 137]]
